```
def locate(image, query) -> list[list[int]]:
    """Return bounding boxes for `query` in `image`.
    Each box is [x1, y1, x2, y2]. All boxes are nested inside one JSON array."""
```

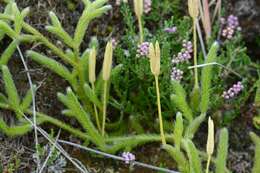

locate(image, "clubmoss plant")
[[0, 0, 178, 155], [164, 112, 229, 173]]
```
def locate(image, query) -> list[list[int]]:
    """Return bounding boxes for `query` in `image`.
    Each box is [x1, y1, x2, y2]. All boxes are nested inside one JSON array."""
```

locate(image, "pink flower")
[[222, 81, 244, 100], [122, 152, 135, 164]]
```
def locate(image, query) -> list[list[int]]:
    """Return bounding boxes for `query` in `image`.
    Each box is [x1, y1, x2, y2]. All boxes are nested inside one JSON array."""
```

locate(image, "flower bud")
[[102, 41, 113, 81], [89, 48, 96, 83], [206, 117, 214, 155], [149, 41, 160, 76]]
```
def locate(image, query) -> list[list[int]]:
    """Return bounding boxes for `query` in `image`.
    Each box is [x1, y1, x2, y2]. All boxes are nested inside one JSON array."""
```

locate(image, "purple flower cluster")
[[221, 15, 241, 39], [171, 67, 183, 81], [144, 0, 152, 14], [137, 42, 149, 57], [222, 81, 243, 100], [172, 40, 193, 64], [164, 26, 177, 33], [122, 152, 135, 164]]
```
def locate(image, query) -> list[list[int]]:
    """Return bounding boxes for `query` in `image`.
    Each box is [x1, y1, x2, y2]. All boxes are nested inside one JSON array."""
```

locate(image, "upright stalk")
[[102, 81, 108, 136], [138, 17, 143, 43], [193, 19, 199, 88], [206, 155, 211, 173], [91, 83, 101, 132], [155, 76, 166, 145]]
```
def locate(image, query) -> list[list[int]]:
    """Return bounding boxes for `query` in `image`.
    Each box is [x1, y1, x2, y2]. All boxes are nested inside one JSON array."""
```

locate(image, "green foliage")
[[163, 144, 189, 173], [2, 65, 20, 114], [184, 113, 206, 139], [250, 132, 260, 173], [0, 40, 18, 65], [26, 51, 76, 85], [58, 87, 104, 147], [200, 42, 219, 113], [215, 128, 229, 173], [184, 139, 203, 173], [171, 81, 193, 122], [0, 118, 32, 137], [173, 112, 183, 150]]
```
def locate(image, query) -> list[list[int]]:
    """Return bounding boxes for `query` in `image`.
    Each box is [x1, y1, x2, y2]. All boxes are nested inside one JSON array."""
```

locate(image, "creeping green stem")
[[155, 76, 166, 145], [22, 23, 77, 67], [102, 80, 108, 136]]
